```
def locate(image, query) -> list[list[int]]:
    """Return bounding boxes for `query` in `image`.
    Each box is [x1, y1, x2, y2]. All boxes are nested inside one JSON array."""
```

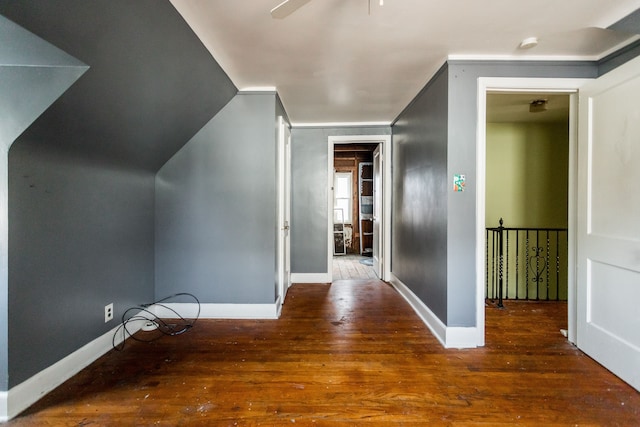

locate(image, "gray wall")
[[439, 17, 640, 326], [599, 9, 640, 75], [156, 93, 279, 304], [445, 61, 597, 326], [391, 65, 449, 323], [391, 61, 599, 327], [0, 14, 87, 392], [387, 10, 640, 330], [290, 126, 391, 274], [9, 147, 155, 385], [0, 0, 237, 388]]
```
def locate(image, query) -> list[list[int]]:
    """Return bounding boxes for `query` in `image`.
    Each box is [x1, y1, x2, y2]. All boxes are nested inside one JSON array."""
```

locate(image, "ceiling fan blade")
[[270, 0, 312, 19]]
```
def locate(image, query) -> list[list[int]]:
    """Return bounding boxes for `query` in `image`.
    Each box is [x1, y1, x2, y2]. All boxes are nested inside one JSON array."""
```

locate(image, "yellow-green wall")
[[486, 122, 569, 229], [485, 121, 569, 300]]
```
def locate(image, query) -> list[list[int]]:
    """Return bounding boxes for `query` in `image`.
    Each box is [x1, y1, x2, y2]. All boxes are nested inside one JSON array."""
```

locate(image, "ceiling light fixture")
[[529, 99, 548, 113], [519, 37, 538, 49]]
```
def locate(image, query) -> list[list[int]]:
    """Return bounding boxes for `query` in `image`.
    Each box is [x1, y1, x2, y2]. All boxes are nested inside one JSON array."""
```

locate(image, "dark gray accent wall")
[[0, 14, 87, 392], [391, 65, 449, 323], [156, 93, 279, 304], [8, 147, 154, 386], [0, 0, 237, 388], [290, 126, 391, 274]]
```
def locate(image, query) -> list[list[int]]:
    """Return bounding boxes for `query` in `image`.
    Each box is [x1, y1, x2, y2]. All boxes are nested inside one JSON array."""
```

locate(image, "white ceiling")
[[170, 0, 640, 125]]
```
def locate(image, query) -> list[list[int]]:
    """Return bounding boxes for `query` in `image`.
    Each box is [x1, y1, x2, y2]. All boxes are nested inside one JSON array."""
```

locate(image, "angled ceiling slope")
[[0, 1, 238, 173], [0, 15, 88, 150]]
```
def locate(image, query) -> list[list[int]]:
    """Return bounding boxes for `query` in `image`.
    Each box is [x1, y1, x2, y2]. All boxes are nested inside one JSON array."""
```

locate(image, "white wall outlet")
[[104, 303, 114, 323]]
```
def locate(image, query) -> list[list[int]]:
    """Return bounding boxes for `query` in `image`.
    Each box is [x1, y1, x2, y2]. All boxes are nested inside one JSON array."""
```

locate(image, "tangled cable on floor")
[[112, 292, 200, 351]]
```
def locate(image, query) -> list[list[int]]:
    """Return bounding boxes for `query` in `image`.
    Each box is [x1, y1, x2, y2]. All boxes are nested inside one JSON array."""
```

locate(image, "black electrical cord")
[[112, 292, 200, 351]]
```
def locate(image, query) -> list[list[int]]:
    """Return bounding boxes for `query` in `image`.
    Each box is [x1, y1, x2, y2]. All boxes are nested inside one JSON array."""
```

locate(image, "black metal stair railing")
[[486, 218, 568, 307]]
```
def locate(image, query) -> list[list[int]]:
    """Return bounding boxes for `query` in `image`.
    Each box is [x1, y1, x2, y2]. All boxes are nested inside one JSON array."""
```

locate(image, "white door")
[[577, 56, 640, 391], [277, 117, 292, 309], [372, 145, 382, 278]]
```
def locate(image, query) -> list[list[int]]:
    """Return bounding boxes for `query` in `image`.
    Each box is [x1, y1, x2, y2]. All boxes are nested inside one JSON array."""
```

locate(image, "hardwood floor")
[[6, 280, 639, 426], [332, 254, 377, 280]]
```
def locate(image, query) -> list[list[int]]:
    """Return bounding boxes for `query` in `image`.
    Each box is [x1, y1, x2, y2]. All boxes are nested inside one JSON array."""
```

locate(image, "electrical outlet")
[[105, 303, 114, 323]]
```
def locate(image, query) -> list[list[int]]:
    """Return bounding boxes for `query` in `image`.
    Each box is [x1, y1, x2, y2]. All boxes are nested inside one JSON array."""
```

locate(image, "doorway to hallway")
[[484, 92, 570, 306], [476, 77, 586, 349], [328, 135, 391, 282]]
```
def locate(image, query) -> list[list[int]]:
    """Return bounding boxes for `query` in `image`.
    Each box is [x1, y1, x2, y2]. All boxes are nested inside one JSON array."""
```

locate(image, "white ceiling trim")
[[292, 122, 391, 128], [239, 87, 278, 92]]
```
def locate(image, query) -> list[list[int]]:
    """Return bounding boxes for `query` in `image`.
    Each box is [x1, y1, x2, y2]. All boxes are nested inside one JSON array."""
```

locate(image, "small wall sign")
[[453, 174, 466, 192]]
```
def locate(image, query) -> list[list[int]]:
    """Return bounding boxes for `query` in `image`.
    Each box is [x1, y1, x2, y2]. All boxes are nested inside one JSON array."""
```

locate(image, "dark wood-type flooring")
[[6, 280, 639, 426]]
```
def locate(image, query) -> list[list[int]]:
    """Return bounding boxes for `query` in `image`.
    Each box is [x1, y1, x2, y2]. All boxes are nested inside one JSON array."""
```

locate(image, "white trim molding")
[[389, 274, 479, 349], [151, 303, 280, 320], [291, 273, 331, 284], [238, 86, 277, 92], [0, 391, 7, 423], [292, 121, 390, 128]]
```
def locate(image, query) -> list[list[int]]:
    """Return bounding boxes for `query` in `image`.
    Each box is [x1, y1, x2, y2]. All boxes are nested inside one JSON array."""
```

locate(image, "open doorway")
[[328, 135, 391, 282], [332, 143, 377, 280], [485, 92, 570, 307], [476, 77, 586, 347]]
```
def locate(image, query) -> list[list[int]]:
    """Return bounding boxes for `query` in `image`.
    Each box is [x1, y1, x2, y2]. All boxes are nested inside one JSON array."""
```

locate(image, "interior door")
[[372, 144, 382, 278], [277, 117, 292, 308], [577, 55, 640, 391]]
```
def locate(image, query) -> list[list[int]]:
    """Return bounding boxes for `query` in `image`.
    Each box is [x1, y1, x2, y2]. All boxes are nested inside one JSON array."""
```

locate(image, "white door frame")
[[476, 77, 589, 347], [328, 135, 392, 281], [276, 116, 291, 314], [372, 145, 383, 277]]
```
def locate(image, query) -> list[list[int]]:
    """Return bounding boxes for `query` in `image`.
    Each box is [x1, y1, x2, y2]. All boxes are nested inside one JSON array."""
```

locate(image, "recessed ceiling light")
[[519, 37, 538, 49]]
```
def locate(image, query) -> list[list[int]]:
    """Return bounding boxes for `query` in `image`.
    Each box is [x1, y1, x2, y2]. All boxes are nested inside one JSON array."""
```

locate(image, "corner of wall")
[[389, 274, 480, 349]]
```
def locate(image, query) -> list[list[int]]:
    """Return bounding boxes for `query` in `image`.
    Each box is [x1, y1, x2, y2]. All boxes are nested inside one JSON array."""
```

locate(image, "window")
[[334, 172, 352, 224]]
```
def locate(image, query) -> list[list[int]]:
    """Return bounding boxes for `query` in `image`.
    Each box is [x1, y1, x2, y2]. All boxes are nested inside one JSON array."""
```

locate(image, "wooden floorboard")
[[6, 280, 639, 426], [332, 255, 377, 280]]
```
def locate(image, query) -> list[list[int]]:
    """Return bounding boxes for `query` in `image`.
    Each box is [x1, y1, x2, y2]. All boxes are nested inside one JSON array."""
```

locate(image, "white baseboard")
[[389, 273, 479, 349], [291, 273, 331, 283], [0, 391, 7, 423], [0, 319, 143, 422], [151, 302, 280, 319]]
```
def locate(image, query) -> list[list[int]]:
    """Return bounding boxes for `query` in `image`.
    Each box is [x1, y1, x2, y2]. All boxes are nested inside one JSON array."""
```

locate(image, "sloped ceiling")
[[0, 0, 237, 172], [0, 15, 87, 149], [171, 0, 640, 124]]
